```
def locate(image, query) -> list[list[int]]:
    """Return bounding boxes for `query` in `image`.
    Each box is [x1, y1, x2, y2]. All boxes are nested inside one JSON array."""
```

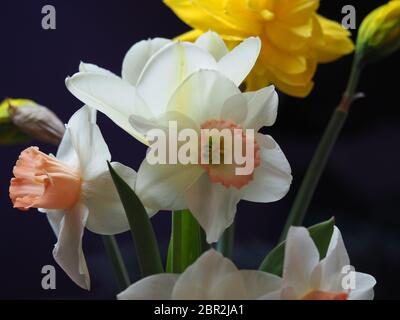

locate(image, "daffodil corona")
[[164, 0, 355, 97]]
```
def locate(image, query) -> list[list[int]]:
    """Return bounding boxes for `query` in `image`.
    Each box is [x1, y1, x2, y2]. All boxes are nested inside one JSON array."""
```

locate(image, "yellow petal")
[[265, 18, 313, 51], [261, 41, 308, 74], [269, 58, 317, 87], [175, 29, 203, 42], [314, 15, 355, 63], [277, 0, 319, 23], [164, 0, 261, 36], [245, 62, 314, 97]]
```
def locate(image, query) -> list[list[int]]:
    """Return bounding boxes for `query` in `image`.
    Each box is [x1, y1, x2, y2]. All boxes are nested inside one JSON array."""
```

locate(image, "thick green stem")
[[102, 235, 130, 291], [217, 222, 235, 259], [167, 210, 203, 273], [278, 55, 363, 242]]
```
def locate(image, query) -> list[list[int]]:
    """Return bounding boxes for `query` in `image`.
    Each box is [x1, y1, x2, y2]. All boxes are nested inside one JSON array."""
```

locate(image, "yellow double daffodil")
[[164, 0, 354, 97]]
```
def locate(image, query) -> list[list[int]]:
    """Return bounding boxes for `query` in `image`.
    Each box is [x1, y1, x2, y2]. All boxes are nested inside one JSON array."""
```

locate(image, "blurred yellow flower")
[[164, 0, 354, 97], [357, 0, 400, 62]]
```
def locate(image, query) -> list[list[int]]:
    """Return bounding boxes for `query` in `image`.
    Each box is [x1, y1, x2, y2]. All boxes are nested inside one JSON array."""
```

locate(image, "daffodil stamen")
[[200, 119, 261, 189]]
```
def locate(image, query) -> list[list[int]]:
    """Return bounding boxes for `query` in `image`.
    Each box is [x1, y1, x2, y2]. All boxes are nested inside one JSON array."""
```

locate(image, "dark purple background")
[[1, 0, 399, 299]]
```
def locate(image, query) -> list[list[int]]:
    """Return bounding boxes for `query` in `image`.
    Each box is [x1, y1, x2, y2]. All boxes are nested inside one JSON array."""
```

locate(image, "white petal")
[[65, 106, 111, 180], [242, 134, 292, 203], [217, 37, 261, 86], [239, 270, 283, 299], [208, 271, 248, 300], [258, 290, 284, 300], [52, 203, 90, 290], [348, 272, 376, 300], [45, 209, 64, 237], [242, 86, 278, 130], [167, 69, 243, 126], [129, 110, 199, 141], [56, 126, 79, 169], [195, 31, 229, 61], [185, 174, 242, 243], [66, 73, 153, 145], [172, 250, 240, 299], [122, 38, 171, 86], [326, 226, 351, 264], [136, 159, 204, 211], [79, 62, 118, 78], [136, 42, 218, 116], [221, 93, 248, 125], [282, 226, 320, 297], [83, 162, 136, 235], [117, 274, 179, 300], [312, 226, 352, 292]]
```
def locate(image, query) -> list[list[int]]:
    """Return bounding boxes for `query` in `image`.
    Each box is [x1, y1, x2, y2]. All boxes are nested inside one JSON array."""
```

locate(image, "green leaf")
[[167, 210, 204, 273], [108, 162, 163, 277], [259, 217, 335, 276]]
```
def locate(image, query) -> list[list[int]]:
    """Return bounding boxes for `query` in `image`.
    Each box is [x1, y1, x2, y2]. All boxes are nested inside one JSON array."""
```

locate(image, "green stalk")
[[279, 54, 364, 242], [102, 235, 130, 291], [167, 210, 203, 273], [217, 222, 235, 259]]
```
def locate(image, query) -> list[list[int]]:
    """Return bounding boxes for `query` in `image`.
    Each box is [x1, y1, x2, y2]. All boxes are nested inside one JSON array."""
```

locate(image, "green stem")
[[102, 235, 130, 291], [278, 55, 363, 242], [167, 210, 203, 273], [345, 53, 363, 98], [217, 222, 235, 259]]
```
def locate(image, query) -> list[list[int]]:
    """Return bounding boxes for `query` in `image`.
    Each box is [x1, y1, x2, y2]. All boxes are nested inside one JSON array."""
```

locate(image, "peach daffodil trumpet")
[[9, 106, 141, 289]]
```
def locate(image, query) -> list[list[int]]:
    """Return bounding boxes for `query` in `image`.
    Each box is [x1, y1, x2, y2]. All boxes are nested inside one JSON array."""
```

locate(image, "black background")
[[0, 0, 399, 299]]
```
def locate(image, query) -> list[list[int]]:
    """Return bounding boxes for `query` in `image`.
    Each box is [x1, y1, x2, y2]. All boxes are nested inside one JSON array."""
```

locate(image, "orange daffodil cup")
[[9, 106, 143, 289], [65, 32, 292, 243], [118, 226, 375, 300], [163, 0, 355, 97]]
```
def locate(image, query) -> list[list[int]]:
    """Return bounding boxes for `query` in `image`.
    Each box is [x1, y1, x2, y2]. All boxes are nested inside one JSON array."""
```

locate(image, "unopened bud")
[[8, 99, 65, 145], [357, 0, 400, 63]]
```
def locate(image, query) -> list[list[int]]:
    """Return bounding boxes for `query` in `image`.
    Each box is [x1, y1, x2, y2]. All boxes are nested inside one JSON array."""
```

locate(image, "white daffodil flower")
[[9, 106, 138, 290], [263, 226, 377, 300], [117, 249, 282, 300], [65, 32, 261, 145], [131, 69, 292, 243]]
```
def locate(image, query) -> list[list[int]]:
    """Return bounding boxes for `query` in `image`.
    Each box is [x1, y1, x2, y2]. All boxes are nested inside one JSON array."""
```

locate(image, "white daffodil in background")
[[131, 68, 292, 243], [118, 249, 282, 300], [65, 31, 261, 145], [263, 226, 376, 300], [9, 106, 139, 289]]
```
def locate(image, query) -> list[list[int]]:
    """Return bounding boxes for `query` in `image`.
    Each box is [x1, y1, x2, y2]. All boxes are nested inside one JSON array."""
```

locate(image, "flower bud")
[[0, 98, 65, 145], [357, 0, 400, 63]]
